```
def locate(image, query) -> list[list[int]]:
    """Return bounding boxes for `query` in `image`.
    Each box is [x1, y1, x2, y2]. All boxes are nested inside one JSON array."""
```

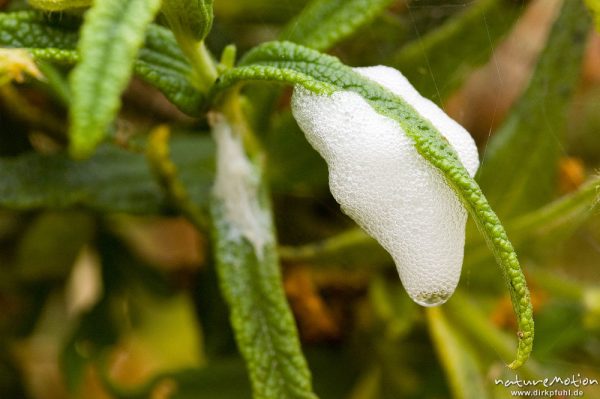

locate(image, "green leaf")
[[216, 40, 533, 368], [209, 115, 317, 399], [162, 0, 214, 42], [28, 0, 91, 11], [28, 48, 78, 64], [136, 24, 206, 115], [426, 307, 489, 399], [280, 0, 395, 51], [68, 0, 162, 158], [390, 0, 524, 102], [0, 11, 203, 115], [0, 136, 215, 213], [0, 11, 80, 49], [477, 0, 591, 217], [214, 63, 335, 95]]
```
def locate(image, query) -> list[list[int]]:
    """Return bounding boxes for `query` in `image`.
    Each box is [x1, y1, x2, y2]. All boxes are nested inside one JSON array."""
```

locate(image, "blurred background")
[[1, 0, 599, 398]]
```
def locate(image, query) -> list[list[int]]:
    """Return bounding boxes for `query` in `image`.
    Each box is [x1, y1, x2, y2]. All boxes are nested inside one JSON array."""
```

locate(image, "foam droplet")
[[291, 66, 479, 306]]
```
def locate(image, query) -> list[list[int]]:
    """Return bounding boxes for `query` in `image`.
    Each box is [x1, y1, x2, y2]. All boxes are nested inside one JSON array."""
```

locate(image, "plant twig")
[[146, 125, 210, 231]]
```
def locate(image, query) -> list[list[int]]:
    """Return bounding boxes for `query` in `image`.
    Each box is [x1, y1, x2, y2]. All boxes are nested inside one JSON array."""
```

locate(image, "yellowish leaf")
[[0, 48, 43, 85]]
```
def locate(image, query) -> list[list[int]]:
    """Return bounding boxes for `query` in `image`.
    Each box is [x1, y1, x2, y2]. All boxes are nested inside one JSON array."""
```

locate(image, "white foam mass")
[[291, 66, 479, 306], [211, 113, 269, 259]]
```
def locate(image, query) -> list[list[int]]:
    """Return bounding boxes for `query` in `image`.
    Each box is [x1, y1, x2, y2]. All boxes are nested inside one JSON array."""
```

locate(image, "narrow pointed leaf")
[[0, 11, 203, 115], [477, 0, 591, 217], [215, 40, 533, 368], [280, 0, 395, 51], [390, 0, 524, 102], [209, 115, 317, 399], [69, 0, 162, 157]]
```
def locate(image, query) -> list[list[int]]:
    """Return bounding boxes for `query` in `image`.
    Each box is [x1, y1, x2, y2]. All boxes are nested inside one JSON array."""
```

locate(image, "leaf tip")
[[507, 327, 534, 370]]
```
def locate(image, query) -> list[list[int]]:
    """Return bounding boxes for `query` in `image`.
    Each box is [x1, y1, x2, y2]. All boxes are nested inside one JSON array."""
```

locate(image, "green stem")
[[177, 36, 218, 92], [279, 228, 371, 261], [278, 228, 392, 271], [146, 125, 210, 231]]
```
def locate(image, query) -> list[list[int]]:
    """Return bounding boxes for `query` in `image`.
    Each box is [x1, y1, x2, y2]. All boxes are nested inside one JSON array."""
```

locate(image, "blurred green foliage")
[[1, 0, 599, 398]]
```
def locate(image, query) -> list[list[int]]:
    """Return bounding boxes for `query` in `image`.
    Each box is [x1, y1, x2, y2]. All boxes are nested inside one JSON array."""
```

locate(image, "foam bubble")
[[291, 66, 479, 306]]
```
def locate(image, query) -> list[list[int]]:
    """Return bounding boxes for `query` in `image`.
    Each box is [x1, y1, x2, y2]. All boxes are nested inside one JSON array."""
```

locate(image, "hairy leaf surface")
[[209, 116, 317, 399], [68, 0, 162, 157], [0, 11, 202, 115]]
